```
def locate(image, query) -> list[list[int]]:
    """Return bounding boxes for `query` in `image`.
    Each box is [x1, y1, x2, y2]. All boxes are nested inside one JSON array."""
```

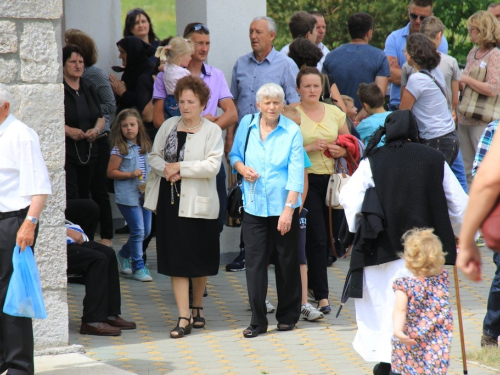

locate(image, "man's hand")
[[67, 228, 84, 245], [16, 220, 37, 251]]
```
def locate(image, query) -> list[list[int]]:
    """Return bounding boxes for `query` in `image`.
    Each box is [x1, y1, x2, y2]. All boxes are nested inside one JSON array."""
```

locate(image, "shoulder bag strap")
[[238, 114, 255, 182], [419, 70, 447, 99]]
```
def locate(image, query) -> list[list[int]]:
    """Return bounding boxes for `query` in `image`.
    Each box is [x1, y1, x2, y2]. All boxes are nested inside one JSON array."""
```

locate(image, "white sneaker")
[[300, 303, 324, 321], [266, 300, 275, 314]]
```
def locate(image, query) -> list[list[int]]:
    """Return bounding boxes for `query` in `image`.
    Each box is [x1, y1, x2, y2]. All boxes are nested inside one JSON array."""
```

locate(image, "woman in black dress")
[[63, 45, 104, 199], [145, 76, 223, 338]]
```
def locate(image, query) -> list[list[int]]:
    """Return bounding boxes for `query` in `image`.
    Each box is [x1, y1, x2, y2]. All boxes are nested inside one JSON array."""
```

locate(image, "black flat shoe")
[[277, 323, 295, 331], [192, 306, 206, 329], [243, 325, 267, 338], [170, 316, 193, 339]]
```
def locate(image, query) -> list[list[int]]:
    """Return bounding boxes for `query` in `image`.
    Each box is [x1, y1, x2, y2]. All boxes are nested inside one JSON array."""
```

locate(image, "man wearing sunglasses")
[[384, 0, 448, 111]]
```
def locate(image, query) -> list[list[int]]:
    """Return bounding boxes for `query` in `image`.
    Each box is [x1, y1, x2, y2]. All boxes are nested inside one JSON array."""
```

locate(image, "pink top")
[[162, 63, 190, 96], [458, 46, 500, 126]]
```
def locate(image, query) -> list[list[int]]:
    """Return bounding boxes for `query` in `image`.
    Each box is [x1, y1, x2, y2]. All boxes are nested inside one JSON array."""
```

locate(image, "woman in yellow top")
[[296, 66, 349, 314]]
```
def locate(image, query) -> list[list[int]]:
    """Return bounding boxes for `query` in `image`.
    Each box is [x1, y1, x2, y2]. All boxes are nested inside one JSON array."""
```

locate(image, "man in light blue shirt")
[[384, 0, 448, 110], [230, 16, 300, 122]]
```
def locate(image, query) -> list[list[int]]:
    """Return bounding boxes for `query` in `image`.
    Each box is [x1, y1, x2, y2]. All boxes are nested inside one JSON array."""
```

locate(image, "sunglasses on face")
[[409, 13, 428, 21], [190, 24, 209, 33], [127, 8, 144, 16]]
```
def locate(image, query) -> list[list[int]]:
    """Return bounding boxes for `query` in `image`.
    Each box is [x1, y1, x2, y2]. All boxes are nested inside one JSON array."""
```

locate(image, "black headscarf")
[[116, 36, 155, 92], [363, 110, 419, 159]]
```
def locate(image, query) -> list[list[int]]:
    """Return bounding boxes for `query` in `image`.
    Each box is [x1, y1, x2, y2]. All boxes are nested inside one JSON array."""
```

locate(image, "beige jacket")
[[144, 117, 223, 219]]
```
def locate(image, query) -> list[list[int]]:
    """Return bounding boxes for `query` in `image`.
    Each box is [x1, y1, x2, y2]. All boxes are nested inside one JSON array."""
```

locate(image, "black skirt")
[[155, 177, 220, 277]]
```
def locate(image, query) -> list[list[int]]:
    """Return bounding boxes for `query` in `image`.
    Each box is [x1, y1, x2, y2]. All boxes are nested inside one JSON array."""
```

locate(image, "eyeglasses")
[[467, 27, 479, 33], [189, 24, 209, 33], [409, 13, 428, 21]]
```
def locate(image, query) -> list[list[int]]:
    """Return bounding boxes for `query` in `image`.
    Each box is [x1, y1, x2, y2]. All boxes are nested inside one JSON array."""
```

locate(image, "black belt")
[[0, 206, 29, 221]]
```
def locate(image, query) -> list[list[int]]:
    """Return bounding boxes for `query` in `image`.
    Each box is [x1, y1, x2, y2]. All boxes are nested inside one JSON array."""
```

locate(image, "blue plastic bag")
[[3, 245, 47, 319]]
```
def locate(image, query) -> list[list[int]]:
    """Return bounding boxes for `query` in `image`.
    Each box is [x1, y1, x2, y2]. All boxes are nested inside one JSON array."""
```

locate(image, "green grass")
[[121, 0, 177, 41], [467, 347, 500, 371]]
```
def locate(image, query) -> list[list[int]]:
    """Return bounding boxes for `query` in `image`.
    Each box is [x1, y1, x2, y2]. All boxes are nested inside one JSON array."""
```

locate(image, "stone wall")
[[0, 0, 70, 352]]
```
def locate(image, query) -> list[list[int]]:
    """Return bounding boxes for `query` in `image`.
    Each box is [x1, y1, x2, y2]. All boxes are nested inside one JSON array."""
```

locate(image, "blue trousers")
[[484, 252, 500, 338]]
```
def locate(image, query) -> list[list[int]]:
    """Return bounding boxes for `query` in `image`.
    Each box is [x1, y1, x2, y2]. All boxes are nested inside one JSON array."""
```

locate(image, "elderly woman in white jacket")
[[145, 76, 223, 339]]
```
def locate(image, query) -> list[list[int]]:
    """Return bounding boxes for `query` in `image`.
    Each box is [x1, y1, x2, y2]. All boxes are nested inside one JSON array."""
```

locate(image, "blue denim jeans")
[[117, 200, 152, 271], [483, 252, 500, 338], [450, 149, 468, 194]]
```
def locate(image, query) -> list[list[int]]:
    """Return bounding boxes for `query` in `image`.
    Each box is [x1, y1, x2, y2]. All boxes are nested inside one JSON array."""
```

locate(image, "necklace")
[[170, 180, 180, 204], [74, 141, 92, 164], [474, 48, 493, 60], [182, 118, 203, 131], [239, 180, 257, 214], [74, 88, 79, 96]]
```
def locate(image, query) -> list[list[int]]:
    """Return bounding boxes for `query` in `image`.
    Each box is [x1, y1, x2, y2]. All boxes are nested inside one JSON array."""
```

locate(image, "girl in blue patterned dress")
[[391, 228, 453, 375]]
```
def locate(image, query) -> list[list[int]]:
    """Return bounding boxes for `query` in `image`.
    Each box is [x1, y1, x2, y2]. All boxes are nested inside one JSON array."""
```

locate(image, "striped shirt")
[[472, 119, 498, 176], [111, 145, 147, 178], [231, 47, 300, 121], [66, 221, 89, 245]]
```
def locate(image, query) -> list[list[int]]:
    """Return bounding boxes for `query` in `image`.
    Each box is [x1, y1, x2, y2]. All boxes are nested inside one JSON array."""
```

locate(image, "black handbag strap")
[[237, 113, 255, 182], [419, 70, 447, 99]]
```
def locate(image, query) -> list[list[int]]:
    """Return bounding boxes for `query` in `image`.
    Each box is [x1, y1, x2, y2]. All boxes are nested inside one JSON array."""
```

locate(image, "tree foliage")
[[267, 0, 491, 64]]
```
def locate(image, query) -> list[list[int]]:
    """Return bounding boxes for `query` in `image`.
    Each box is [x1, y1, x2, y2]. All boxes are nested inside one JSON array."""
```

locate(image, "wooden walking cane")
[[453, 264, 468, 374]]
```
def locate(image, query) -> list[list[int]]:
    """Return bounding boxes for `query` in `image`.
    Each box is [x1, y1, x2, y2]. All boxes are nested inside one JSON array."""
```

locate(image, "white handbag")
[[325, 165, 350, 209]]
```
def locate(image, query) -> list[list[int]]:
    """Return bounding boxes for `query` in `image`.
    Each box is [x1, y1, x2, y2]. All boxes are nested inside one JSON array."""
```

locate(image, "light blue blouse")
[[229, 113, 304, 217]]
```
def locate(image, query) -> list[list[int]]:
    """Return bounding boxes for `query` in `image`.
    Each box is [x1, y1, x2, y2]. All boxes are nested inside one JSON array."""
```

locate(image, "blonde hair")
[[282, 105, 301, 125], [402, 228, 446, 277], [164, 36, 194, 65], [341, 95, 354, 107], [110, 108, 152, 156], [468, 11, 500, 49], [420, 16, 445, 40]]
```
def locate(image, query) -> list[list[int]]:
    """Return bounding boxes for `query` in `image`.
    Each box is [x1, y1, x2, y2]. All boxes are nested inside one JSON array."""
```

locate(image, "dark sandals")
[[243, 325, 267, 338], [277, 323, 295, 331], [170, 316, 193, 339], [192, 306, 206, 329]]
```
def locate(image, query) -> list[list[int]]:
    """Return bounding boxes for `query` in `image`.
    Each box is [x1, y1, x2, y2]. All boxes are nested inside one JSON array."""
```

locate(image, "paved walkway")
[[67, 234, 499, 375]]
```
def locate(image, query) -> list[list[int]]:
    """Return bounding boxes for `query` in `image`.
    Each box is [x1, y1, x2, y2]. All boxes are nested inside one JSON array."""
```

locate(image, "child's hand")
[[394, 331, 417, 346], [159, 63, 165, 72], [130, 169, 142, 179]]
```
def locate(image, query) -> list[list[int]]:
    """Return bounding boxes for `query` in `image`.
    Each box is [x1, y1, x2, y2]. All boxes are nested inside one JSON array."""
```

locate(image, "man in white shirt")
[[0, 84, 51, 375]]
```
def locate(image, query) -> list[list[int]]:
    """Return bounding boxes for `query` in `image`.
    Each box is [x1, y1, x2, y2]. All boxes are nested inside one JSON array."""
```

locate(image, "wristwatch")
[[25, 215, 38, 225], [285, 203, 295, 210]]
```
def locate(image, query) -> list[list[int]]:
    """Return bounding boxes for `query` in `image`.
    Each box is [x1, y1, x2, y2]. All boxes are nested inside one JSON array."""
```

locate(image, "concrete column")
[[63, 0, 122, 76], [176, 0, 267, 85], [0, 0, 73, 354]]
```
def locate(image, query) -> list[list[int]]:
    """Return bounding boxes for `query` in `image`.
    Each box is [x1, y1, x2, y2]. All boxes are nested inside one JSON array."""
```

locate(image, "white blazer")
[[145, 116, 223, 219]]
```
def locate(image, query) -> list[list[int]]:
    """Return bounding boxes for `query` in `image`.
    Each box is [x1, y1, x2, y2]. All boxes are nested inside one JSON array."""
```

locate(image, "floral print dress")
[[391, 268, 453, 375]]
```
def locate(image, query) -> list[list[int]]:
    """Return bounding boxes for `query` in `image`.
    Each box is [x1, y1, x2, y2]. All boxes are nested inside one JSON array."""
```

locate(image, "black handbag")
[[226, 115, 254, 221]]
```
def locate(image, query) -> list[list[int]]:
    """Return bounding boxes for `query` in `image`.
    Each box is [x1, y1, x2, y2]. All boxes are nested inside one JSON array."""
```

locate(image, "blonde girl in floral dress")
[[391, 228, 453, 375]]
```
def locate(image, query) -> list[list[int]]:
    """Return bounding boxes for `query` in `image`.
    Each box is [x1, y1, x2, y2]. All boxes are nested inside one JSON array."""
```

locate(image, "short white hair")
[[256, 83, 285, 104], [252, 16, 277, 34], [0, 84, 13, 110]]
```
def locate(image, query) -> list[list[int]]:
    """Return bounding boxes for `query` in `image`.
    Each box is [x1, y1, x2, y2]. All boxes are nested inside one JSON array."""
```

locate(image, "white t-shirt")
[[405, 68, 455, 139], [163, 63, 191, 96]]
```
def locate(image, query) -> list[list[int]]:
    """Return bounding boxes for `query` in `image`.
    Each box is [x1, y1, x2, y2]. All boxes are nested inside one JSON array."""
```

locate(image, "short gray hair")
[[0, 84, 13, 110], [256, 83, 285, 104], [252, 16, 277, 34]]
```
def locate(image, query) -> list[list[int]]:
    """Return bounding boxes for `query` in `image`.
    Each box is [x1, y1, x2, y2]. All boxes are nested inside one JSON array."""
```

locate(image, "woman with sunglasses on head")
[[457, 10, 500, 187]]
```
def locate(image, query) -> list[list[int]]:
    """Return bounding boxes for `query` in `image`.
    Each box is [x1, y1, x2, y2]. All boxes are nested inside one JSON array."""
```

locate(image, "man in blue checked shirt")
[[226, 16, 300, 274], [471, 119, 500, 348]]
